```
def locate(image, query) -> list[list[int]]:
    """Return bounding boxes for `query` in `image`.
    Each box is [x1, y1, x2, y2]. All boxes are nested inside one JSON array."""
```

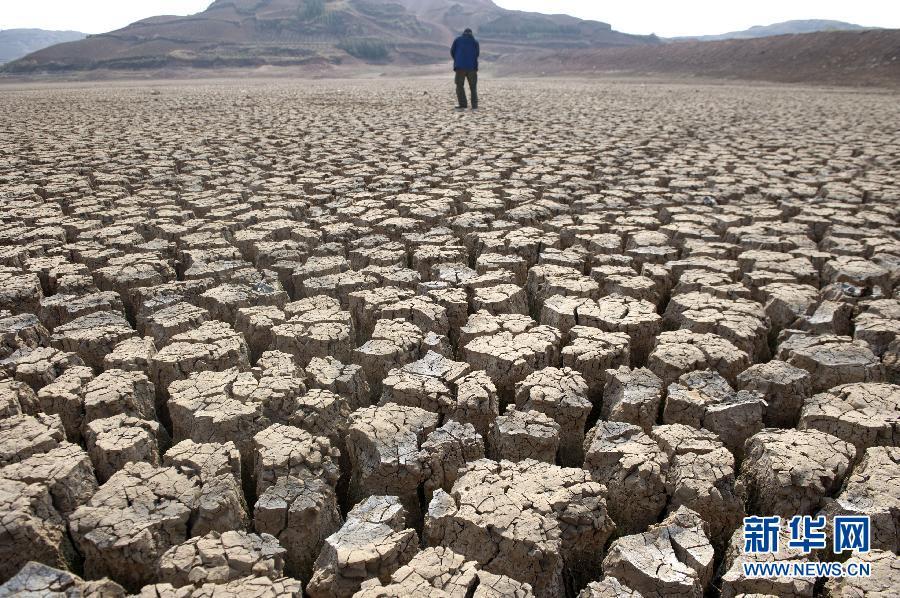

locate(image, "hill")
[[0, 29, 85, 64], [500, 29, 900, 87], [677, 19, 871, 41], [2, 0, 655, 73], [391, 0, 652, 48]]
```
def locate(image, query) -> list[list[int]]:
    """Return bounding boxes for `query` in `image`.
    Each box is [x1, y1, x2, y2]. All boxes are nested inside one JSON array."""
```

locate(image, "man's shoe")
[[454, 106, 467, 111], [471, 106, 478, 111]]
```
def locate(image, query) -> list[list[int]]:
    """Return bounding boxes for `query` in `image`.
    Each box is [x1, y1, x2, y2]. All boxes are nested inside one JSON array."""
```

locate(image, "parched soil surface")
[[0, 78, 898, 597]]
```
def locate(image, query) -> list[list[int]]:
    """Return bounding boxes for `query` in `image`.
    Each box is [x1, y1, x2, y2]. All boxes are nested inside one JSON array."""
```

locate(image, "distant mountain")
[[0, 29, 85, 64], [391, 0, 652, 48], [501, 29, 900, 87], [2, 0, 656, 73], [676, 19, 871, 42]]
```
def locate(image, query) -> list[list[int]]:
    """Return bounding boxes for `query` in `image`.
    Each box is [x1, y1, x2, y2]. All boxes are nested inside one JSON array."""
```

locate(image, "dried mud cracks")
[[0, 79, 898, 597]]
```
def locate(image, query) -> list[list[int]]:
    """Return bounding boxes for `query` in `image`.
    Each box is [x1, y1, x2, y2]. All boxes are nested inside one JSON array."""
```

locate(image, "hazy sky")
[[2, 0, 898, 37], [494, 1, 897, 36]]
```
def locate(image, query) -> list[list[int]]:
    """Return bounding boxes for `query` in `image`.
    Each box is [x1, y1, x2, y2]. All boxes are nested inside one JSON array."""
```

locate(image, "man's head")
[[463, 28, 473, 36]]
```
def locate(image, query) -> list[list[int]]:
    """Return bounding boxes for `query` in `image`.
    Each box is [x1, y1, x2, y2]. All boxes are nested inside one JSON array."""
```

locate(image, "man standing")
[[450, 28, 479, 110]]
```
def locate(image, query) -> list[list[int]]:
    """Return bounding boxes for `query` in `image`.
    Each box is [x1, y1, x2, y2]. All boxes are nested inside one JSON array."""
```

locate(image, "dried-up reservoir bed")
[[0, 78, 898, 597]]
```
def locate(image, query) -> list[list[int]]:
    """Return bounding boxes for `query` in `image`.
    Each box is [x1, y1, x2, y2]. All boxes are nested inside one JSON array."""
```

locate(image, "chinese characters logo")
[[742, 514, 870, 554]]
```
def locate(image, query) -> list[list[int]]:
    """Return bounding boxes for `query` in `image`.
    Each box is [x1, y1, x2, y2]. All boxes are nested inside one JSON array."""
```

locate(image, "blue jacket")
[[451, 33, 479, 71]]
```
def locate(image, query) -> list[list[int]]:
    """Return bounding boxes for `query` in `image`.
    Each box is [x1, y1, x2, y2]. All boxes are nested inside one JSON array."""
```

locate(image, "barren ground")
[[0, 78, 898, 597]]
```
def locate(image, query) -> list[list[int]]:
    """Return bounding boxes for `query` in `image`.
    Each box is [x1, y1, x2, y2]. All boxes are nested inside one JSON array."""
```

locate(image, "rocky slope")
[[677, 19, 870, 42], [501, 29, 900, 87], [2, 0, 655, 73], [0, 29, 85, 64]]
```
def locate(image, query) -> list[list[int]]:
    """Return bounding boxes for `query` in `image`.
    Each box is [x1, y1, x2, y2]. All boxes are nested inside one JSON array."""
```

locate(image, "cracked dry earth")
[[0, 77, 898, 597]]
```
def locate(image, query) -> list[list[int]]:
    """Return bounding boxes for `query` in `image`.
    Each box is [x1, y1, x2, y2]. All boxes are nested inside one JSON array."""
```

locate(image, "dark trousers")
[[455, 70, 478, 108]]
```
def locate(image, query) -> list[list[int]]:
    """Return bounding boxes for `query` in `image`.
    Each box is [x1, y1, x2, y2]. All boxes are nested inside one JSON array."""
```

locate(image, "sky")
[[493, 0, 898, 36], [1, 0, 898, 37]]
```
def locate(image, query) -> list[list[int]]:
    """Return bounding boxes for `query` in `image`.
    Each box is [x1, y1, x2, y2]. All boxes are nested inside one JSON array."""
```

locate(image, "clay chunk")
[[822, 549, 899, 598], [602, 507, 714, 598], [306, 355, 371, 410], [68, 462, 200, 591], [583, 421, 668, 534], [601, 366, 663, 433], [0, 379, 39, 418], [0, 413, 65, 466], [103, 336, 157, 374], [167, 359, 305, 465], [819, 446, 899, 552], [0, 561, 125, 597], [648, 330, 750, 387], [307, 495, 418, 598], [253, 423, 340, 496], [798, 382, 899, 454], [4, 346, 85, 392], [561, 326, 630, 398], [488, 407, 560, 463], [578, 577, 644, 598], [425, 458, 615, 597], [0, 441, 98, 516], [663, 370, 766, 457], [84, 414, 162, 482], [0, 313, 48, 358], [777, 333, 884, 394], [163, 439, 249, 537], [651, 424, 745, 548], [355, 546, 535, 598], [254, 476, 342, 582], [737, 360, 811, 428], [737, 428, 855, 517], [151, 320, 250, 400], [156, 530, 285, 588], [421, 420, 485, 500], [720, 525, 815, 598], [83, 368, 156, 424], [50, 311, 136, 369], [462, 318, 561, 398], [664, 291, 770, 360], [514, 366, 592, 466], [347, 403, 438, 521], [0, 479, 75, 582]]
